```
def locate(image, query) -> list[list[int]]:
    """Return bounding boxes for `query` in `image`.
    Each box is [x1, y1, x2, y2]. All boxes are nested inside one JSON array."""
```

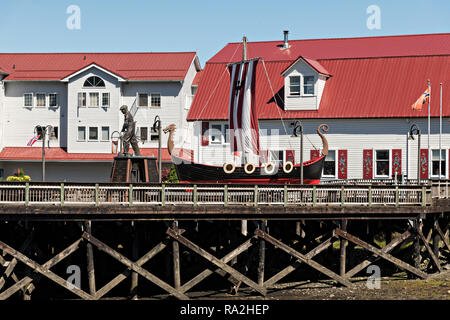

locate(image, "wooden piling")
[[130, 221, 139, 299], [414, 219, 421, 270], [257, 221, 267, 286], [84, 221, 96, 295], [172, 221, 181, 290], [339, 220, 348, 277], [433, 216, 440, 260]]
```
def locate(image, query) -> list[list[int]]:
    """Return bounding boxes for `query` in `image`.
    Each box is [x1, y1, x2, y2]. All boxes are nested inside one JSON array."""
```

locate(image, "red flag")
[[411, 87, 430, 111]]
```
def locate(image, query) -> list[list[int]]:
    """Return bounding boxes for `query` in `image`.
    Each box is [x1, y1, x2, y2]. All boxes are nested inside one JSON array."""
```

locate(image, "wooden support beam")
[[257, 221, 266, 286], [166, 227, 267, 296], [433, 217, 440, 258], [334, 228, 427, 279], [339, 220, 348, 277], [416, 228, 443, 272], [0, 239, 90, 300], [178, 237, 254, 294], [172, 221, 181, 290], [345, 230, 412, 279], [95, 239, 169, 299], [84, 221, 96, 295], [264, 235, 335, 287], [82, 232, 188, 300], [0, 277, 33, 300], [254, 229, 353, 287], [130, 221, 139, 299], [435, 223, 450, 253]]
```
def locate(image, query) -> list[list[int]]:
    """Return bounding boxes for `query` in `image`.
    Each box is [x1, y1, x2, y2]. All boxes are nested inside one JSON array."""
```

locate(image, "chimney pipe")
[[283, 30, 289, 49]]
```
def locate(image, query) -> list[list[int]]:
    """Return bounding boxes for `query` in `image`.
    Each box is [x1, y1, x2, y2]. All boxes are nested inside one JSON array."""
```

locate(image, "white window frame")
[[210, 124, 222, 144], [78, 92, 87, 108], [83, 76, 105, 88], [88, 126, 99, 141], [431, 149, 446, 178], [77, 126, 86, 141], [101, 92, 110, 107], [49, 93, 58, 107], [24, 93, 33, 107], [35, 93, 46, 108], [322, 150, 337, 178], [374, 149, 390, 178], [289, 76, 301, 96], [303, 75, 315, 96], [137, 93, 148, 108], [101, 126, 110, 142], [150, 93, 161, 108], [88, 92, 100, 108]]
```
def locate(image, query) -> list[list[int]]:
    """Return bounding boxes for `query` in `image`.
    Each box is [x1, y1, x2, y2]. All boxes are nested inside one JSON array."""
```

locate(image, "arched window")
[[83, 76, 105, 88]]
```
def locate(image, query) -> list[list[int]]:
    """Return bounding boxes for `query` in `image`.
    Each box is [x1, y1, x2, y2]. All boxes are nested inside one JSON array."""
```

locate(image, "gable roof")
[[281, 56, 331, 77], [0, 52, 198, 81], [61, 63, 127, 82], [187, 33, 450, 121]]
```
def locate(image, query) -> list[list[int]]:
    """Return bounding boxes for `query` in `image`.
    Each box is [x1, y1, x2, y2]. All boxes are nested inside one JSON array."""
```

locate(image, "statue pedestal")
[[110, 155, 159, 183]]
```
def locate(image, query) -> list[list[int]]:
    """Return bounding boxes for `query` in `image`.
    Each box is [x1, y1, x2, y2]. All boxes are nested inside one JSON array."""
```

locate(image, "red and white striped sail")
[[228, 59, 260, 159]]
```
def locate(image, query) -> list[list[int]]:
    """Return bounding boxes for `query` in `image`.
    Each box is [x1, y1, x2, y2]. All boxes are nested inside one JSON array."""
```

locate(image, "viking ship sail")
[[164, 37, 329, 184]]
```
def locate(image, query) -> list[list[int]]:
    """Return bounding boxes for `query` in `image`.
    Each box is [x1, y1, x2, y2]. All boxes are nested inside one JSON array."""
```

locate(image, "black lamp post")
[[291, 121, 303, 184], [152, 115, 162, 183], [409, 124, 421, 185]]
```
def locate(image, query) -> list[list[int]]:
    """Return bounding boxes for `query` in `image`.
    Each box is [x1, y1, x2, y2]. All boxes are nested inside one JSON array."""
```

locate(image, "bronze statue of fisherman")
[[120, 105, 141, 156]]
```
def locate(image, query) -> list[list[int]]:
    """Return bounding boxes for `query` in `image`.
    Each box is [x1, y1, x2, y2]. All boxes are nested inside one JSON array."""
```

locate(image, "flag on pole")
[[27, 135, 40, 146], [411, 87, 430, 111]]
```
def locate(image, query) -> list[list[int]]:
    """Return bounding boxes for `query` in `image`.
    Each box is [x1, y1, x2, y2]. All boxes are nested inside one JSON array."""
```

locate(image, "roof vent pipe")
[[283, 30, 290, 49]]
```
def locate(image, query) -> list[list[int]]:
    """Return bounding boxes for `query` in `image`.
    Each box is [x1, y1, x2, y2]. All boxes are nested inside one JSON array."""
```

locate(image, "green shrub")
[[163, 164, 179, 183]]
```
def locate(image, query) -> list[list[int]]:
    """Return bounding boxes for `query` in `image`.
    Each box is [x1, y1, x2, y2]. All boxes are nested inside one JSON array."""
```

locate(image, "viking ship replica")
[[164, 37, 329, 184]]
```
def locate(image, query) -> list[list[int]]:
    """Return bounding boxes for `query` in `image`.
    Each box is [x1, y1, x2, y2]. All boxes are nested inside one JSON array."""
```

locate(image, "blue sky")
[[0, 0, 449, 66]]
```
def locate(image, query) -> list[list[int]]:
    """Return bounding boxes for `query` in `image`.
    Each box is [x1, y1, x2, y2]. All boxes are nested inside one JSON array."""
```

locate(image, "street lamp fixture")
[[291, 121, 303, 184], [409, 124, 421, 185], [152, 115, 162, 183]]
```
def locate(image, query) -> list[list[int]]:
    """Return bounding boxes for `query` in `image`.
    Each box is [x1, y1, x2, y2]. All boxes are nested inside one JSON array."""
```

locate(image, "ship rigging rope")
[[260, 59, 318, 151]]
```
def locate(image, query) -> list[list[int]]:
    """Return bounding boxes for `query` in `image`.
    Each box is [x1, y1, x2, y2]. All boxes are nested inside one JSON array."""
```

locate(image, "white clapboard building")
[[0, 52, 201, 182], [186, 33, 450, 181]]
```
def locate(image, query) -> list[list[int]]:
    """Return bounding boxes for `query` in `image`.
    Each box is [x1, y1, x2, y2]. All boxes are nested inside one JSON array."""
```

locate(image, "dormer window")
[[303, 76, 315, 95], [289, 76, 301, 96]]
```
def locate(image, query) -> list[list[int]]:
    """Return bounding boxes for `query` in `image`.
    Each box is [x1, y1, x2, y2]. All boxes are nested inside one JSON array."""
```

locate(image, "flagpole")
[[428, 79, 431, 179], [440, 83, 443, 180]]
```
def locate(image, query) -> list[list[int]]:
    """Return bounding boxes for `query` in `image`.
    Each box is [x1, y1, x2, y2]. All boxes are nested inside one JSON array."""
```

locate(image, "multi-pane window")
[[303, 76, 315, 95], [49, 93, 57, 107], [101, 127, 110, 141], [83, 76, 105, 87], [432, 149, 446, 177], [102, 93, 110, 107], [89, 93, 99, 107], [323, 150, 336, 177], [36, 93, 46, 107], [50, 127, 58, 140], [210, 124, 222, 144], [78, 92, 86, 107], [24, 93, 33, 107], [138, 93, 148, 107], [77, 127, 86, 141], [151, 93, 161, 107], [375, 150, 389, 177], [89, 127, 98, 141], [224, 124, 229, 144], [140, 127, 148, 142], [289, 76, 300, 96]]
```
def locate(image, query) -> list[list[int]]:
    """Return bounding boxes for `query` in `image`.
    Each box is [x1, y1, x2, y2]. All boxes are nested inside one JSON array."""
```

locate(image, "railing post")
[[395, 186, 399, 207], [224, 184, 228, 206], [283, 184, 288, 207], [129, 184, 133, 206], [25, 182, 29, 206], [95, 184, 99, 207], [312, 186, 317, 207], [161, 184, 166, 206], [254, 185, 258, 207], [422, 186, 426, 206], [193, 184, 197, 206], [341, 185, 345, 206], [368, 186, 372, 207], [60, 183, 64, 206]]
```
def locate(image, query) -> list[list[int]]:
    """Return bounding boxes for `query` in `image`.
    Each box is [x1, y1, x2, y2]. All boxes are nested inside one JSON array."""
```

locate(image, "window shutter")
[[201, 122, 209, 146], [363, 149, 373, 179], [311, 150, 320, 160], [391, 149, 402, 177], [419, 149, 428, 179], [286, 150, 295, 163], [338, 150, 347, 179]]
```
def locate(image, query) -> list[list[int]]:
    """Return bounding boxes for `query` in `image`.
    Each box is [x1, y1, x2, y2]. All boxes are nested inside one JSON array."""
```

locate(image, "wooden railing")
[[0, 182, 431, 207]]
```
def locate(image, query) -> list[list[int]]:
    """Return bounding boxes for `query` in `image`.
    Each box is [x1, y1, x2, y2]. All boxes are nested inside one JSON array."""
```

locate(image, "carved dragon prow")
[[317, 124, 329, 156], [163, 124, 176, 155]]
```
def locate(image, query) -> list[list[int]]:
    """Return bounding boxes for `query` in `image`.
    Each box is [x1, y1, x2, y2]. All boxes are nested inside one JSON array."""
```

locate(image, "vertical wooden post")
[[172, 221, 181, 290], [161, 184, 166, 206], [254, 185, 258, 207], [25, 182, 29, 206], [257, 221, 266, 286], [414, 219, 421, 270], [129, 184, 133, 205], [84, 221, 96, 295], [312, 186, 317, 207], [224, 184, 228, 206], [433, 216, 440, 260], [193, 184, 197, 206], [339, 220, 348, 277], [95, 184, 99, 207], [60, 183, 64, 206], [395, 186, 399, 207], [341, 186, 345, 206], [422, 186, 427, 206], [368, 186, 372, 207], [130, 221, 139, 299], [284, 184, 288, 207]]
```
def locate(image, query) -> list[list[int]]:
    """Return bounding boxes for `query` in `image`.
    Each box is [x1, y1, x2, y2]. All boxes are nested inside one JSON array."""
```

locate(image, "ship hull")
[[171, 155, 326, 184]]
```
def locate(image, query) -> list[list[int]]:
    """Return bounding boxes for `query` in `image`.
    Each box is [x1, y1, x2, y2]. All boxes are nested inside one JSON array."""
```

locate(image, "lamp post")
[[409, 124, 421, 185], [292, 121, 304, 184], [35, 125, 52, 182], [152, 115, 162, 183]]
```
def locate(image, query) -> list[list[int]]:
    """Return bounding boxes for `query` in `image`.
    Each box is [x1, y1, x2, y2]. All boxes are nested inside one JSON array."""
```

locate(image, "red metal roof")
[[187, 34, 450, 120], [0, 52, 197, 81], [192, 70, 202, 86], [0, 147, 172, 162]]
